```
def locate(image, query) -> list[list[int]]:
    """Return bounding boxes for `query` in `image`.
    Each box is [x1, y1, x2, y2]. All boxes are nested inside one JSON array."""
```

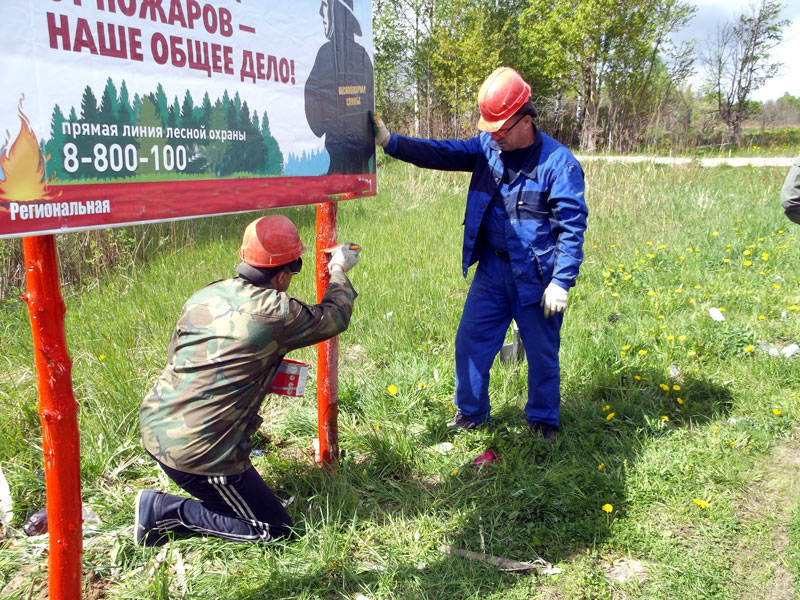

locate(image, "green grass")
[[1, 159, 800, 598]]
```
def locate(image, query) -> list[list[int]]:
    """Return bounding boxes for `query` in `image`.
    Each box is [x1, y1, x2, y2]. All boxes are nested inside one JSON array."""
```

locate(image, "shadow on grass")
[[227, 366, 735, 599]]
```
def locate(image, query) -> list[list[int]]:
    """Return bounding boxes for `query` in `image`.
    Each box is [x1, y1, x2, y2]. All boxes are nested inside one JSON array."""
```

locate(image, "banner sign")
[[0, 0, 376, 239]]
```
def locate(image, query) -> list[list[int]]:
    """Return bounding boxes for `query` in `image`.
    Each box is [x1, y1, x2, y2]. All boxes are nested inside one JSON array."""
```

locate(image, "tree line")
[[373, 0, 793, 152], [44, 78, 283, 181]]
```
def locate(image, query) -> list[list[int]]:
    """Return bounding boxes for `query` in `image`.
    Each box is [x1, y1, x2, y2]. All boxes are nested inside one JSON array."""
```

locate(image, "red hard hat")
[[477, 67, 531, 132], [239, 215, 307, 267]]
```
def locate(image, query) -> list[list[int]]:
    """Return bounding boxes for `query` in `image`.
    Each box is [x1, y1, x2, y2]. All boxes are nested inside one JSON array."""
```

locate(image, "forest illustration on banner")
[[43, 78, 284, 182]]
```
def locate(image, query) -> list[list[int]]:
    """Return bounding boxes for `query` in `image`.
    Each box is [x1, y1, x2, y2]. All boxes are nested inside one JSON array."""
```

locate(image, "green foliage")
[[42, 79, 283, 181], [1, 163, 799, 598]]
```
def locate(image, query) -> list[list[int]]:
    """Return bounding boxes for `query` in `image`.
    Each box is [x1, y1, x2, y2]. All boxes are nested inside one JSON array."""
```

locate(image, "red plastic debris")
[[473, 449, 498, 466]]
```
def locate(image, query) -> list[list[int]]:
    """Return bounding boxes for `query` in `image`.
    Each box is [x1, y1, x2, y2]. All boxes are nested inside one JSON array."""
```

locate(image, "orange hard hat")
[[477, 67, 531, 132], [239, 215, 307, 268]]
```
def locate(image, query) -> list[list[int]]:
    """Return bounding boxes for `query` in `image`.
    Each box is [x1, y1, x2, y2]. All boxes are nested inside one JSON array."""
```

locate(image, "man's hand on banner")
[[369, 111, 391, 147]]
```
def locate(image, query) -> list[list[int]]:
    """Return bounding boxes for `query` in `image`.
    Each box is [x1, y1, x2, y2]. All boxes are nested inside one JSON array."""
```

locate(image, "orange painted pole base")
[[22, 235, 82, 600], [314, 202, 339, 467]]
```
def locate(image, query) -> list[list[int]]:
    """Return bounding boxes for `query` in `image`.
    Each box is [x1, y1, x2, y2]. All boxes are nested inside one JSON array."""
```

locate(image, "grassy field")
[[1, 158, 799, 599]]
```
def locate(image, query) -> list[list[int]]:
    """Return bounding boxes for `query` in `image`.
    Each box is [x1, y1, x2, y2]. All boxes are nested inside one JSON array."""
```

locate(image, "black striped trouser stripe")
[[208, 475, 274, 542]]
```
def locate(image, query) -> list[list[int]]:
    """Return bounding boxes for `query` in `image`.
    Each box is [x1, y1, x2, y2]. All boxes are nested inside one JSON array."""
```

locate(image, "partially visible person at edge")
[[371, 67, 588, 443], [781, 155, 800, 232], [134, 215, 360, 546]]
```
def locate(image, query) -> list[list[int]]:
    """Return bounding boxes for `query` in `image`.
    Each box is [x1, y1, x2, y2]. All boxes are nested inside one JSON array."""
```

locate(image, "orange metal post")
[[21, 235, 82, 600], [314, 201, 339, 466]]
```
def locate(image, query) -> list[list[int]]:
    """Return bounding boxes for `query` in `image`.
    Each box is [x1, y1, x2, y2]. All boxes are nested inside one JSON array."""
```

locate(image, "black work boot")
[[447, 412, 479, 431], [529, 421, 558, 444]]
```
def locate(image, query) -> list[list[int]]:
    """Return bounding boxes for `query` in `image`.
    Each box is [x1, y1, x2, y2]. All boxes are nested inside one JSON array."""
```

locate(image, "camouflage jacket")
[[140, 271, 356, 475]]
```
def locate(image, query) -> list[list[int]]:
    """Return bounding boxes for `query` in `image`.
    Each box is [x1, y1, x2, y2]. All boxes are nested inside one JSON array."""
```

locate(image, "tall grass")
[[0, 159, 798, 599]]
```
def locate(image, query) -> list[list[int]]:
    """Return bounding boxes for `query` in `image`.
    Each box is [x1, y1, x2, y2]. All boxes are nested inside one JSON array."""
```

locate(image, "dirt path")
[[578, 155, 796, 168], [735, 435, 800, 599]]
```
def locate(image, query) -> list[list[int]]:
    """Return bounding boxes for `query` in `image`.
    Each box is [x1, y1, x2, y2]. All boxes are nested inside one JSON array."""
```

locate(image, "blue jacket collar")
[[481, 125, 543, 181]]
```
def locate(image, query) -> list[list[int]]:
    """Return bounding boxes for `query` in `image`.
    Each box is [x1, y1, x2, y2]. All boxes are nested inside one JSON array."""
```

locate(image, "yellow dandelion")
[[659, 383, 669, 391], [375, 422, 381, 431], [723, 258, 730, 263], [638, 349, 648, 356], [773, 408, 782, 416], [620, 351, 627, 356], [667, 334, 675, 341], [676, 397, 684, 405], [694, 498, 709, 509], [678, 335, 687, 341], [761, 253, 769, 261], [744, 345, 754, 353], [658, 315, 665, 319], [603, 404, 611, 412], [758, 315, 766, 320], [688, 350, 697, 357], [773, 283, 780, 289], [602, 504, 613, 513], [743, 260, 752, 266], [661, 415, 670, 421], [788, 305, 799, 311], [712, 231, 719, 236], [622, 344, 631, 351], [647, 290, 656, 296], [598, 463, 606, 470], [98, 354, 105, 361], [386, 384, 398, 395], [450, 469, 459, 477], [417, 381, 427, 389], [743, 249, 751, 255], [606, 412, 616, 421], [634, 375, 642, 381]]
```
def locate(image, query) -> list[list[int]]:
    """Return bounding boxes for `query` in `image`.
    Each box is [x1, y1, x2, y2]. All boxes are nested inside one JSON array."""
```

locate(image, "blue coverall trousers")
[[454, 250, 563, 427]]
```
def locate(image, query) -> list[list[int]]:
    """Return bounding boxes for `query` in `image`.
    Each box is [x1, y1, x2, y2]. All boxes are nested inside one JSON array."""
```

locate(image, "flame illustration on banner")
[[0, 99, 58, 204]]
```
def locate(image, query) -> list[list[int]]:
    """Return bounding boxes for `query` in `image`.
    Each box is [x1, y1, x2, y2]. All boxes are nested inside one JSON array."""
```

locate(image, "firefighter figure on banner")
[[304, 0, 375, 174]]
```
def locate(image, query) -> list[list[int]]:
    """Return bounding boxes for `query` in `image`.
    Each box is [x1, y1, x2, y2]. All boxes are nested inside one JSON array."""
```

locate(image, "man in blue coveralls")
[[371, 67, 587, 442]]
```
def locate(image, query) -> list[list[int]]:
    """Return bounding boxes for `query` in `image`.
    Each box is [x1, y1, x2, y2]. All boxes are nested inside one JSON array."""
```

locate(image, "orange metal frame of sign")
[[21, 200, 343, 599]]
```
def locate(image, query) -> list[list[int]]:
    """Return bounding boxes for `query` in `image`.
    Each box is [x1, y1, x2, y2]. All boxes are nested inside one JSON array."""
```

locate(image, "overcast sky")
[[675, 0, 800, 101]]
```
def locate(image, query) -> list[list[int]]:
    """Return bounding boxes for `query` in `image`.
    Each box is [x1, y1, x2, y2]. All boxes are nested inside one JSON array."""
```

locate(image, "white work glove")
[[541, 282, 568, 317], [369, 111, 390, 147], [327, 243, 361, 274]]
